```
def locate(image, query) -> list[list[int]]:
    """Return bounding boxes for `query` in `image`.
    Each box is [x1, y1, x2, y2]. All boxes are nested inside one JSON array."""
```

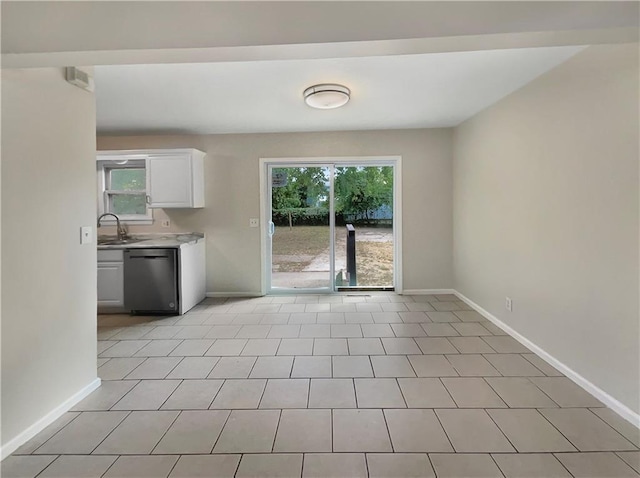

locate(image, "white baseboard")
[[1, 378, 101, 460], [402, 289, 456, 295], [454, 290, 640, 429], [208, 290, 459, 298], [206, 291, 263, 298]]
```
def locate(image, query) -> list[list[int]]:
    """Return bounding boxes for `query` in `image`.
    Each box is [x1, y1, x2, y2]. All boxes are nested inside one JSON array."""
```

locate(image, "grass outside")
[[272, 225, 393, 286], [272, 225, 330, 256], [355, 241, 393, 286], [272, 226, 330, 272]]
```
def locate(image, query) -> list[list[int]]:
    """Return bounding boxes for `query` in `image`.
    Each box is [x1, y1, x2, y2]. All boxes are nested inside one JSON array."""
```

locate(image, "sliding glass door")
[[268, 165, 333, 291], [333, 165, 394, 290], [264, 159, 397, 293]]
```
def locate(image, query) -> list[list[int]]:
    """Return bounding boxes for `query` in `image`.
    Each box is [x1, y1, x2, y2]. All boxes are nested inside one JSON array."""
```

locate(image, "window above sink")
[[97, 155, 153, 225]]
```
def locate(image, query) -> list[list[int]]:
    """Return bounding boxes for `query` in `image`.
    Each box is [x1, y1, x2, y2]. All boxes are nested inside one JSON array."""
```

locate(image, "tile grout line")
[[270, 409, 283, 453], [432, 409, 457, 453], [33, 455, 62, 478], [405, 354, 420, 378], [273, 335, 285, 356], [210, 409, 234, 453], [152, 380, 183, 411], [528, 378, 571, 407], [585, 408, 637, 449], [148, 408, 183, 455], [206, 378, 225, 409], [367, 355, 375, 379], [330, 409, 334, 452], [394, 377, 409, 409], [380, 408, 395, 453], [165, 454, 181, 478], [515, 353, 547, 376], [531, 408, 579, 453], [106, 380, 141, 411], [255, 377, 270, 410], [155, 356, 184, 381], [437, 377, 460, 408], [551, 451, 583, 477], [363, 452, 371, 477], [592, 411, 640, 451], [351, 378, 359, 409], [521, 353, 557, 376], [232, 453, 243, 478], [481, 376, 514, 409], [25, 412, 84, 456], [424, 452, 437, 477], [483, 407, 519, 453], [85, 410, 132, 456], [487, 453, 508, 478], [98, 455, 122, 478]]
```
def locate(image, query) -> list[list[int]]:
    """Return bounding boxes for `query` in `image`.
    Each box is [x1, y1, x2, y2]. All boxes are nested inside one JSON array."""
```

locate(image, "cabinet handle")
[[146, 195, 151, 204]]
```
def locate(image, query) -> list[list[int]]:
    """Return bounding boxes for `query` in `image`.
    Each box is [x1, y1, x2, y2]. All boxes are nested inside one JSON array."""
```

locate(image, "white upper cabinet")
[[147, 150, 205, 208], [98, 149, 205, 209]]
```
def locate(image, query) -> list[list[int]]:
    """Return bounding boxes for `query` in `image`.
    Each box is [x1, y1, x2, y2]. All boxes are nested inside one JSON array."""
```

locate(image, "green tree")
[[272, 167, 328, 209], [109, 167, 147, 215], [334, 166, 393, 221], [272, 167, 328, 228]]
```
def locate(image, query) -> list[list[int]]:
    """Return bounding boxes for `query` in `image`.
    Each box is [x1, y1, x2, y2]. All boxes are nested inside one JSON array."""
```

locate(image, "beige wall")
[[97, 129, 454, 294], [1, 68, 98, 448], [453, 44, 639, 413]]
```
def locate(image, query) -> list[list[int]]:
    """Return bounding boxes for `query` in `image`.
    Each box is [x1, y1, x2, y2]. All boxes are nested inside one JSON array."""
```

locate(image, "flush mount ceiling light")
[[303, 84, 350, 109]]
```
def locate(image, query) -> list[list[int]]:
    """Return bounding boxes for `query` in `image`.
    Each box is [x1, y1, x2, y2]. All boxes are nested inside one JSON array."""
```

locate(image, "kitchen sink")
[[98, 238, 142, 246]]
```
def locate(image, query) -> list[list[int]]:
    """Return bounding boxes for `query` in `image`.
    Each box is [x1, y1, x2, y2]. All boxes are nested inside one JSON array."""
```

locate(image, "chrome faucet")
[[97, 213, 127, 240]]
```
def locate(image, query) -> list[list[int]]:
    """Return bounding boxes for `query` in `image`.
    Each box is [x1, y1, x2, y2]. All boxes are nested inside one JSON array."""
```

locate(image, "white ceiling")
[[3, 2, 631, 135], [95, 46, 584, 135]]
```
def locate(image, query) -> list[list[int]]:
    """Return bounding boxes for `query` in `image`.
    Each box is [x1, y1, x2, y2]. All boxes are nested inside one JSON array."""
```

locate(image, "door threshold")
[[336, 287, 395, 292], [267, 287, 395, 295]]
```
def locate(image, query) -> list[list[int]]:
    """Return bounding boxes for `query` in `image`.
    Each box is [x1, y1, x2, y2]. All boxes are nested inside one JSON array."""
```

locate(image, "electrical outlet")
[[249, 218, 259, 228], [506, 297, 513, 312], [161, 219, 171, 228]]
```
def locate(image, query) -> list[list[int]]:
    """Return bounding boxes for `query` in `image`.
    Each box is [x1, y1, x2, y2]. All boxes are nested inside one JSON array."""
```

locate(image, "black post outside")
[[346, 224, 357, 286]]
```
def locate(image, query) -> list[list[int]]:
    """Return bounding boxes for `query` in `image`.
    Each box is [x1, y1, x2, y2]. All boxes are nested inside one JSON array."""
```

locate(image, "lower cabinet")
[[97, 239, 206, 314], [98, 250, 125, 312]]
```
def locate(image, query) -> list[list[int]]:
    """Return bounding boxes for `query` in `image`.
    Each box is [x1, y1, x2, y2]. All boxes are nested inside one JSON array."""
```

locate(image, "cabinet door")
[[147, 154, 193, 208], [97, 261, 124, 308]]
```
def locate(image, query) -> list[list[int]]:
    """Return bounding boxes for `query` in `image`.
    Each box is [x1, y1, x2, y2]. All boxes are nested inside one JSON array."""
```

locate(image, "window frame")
[[97, 157, 153, 225]]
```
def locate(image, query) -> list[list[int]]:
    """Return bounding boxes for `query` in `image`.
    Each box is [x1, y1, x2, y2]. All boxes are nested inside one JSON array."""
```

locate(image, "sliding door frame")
[[259, 156, 402, 295], [266, 162, 335, 294]]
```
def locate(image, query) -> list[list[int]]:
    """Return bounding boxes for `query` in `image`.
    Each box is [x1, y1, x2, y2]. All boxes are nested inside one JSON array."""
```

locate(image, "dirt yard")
[[272, 226, 393, 286]]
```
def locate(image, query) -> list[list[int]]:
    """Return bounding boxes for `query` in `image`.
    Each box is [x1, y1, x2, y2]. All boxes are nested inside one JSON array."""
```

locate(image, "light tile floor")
[[4, 293, 639, 477]]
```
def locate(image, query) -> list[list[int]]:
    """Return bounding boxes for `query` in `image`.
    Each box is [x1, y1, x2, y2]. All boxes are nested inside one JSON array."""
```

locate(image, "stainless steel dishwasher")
[[124, 248, 178, 314]]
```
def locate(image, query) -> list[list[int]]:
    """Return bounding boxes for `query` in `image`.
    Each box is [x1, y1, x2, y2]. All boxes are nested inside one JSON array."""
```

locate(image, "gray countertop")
[[97, 232, 204, 250]]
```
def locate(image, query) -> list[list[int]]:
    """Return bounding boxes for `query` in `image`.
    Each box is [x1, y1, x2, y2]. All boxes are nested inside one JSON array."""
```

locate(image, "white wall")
[[453, 44, 639, 414], [1, 68, 98, 451], [97, 128, 453, 294]]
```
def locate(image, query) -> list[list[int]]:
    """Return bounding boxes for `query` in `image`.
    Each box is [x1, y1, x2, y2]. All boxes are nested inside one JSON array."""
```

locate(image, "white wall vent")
[[65, 67, 94, 92]]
